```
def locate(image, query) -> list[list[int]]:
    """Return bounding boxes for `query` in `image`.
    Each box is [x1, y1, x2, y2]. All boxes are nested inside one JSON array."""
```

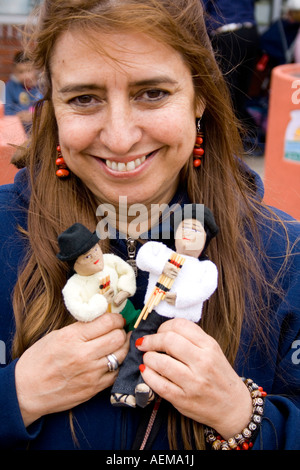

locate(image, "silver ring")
[[106, 354, 119, 372]]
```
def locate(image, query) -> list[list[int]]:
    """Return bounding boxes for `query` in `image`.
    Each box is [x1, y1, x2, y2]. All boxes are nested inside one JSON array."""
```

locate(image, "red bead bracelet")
[[204, 378, 267, 450]]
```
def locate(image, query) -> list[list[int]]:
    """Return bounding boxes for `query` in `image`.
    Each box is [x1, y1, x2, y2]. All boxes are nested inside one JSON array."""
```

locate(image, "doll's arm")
[[164, 292, 177, 305], [136, 241, 172, 276], [174, 260, 218, 309], [62, 277, 108, 322], [162, 261, 180, 279], [104, 254, 136, 297]]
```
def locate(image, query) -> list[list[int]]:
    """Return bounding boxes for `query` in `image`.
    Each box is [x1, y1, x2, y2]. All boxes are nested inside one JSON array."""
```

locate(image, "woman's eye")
[[69, 95, 98, 106], [138, 89, 169, 101]]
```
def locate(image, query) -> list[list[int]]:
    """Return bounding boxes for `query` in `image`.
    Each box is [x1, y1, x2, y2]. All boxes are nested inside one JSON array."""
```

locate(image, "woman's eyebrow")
[[129, 77, 178, 87], [58, 77, 178, 94], [58, 83, 105, 94]]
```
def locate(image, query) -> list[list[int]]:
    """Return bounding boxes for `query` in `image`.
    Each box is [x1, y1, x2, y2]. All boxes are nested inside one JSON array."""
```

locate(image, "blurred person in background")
[[4, 51, 42, 133]]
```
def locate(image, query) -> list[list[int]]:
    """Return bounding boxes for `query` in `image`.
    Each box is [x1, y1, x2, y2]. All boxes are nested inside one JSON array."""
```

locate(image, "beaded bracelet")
[[204, 378, 267, 450]]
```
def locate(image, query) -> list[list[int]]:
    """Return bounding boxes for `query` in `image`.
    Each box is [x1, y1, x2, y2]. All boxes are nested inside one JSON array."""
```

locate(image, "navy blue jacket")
[[0, 168, 299, 450], [203, 0, 257, 32]]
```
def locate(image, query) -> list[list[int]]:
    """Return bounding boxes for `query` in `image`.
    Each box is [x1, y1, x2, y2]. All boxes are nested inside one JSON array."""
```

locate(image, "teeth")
[[126, 161, 136, 171], [118, 162, 126, 172], [106, 155, 147, 172]]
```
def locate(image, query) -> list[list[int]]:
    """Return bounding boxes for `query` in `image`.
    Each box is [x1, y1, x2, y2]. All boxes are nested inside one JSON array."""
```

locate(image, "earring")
[[193, 118, 204, 168], [55, 145, 70, 178]]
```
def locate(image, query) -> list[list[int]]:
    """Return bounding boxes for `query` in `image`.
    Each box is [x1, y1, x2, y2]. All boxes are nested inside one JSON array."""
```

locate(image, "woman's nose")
[[99, 101, 142, 155]]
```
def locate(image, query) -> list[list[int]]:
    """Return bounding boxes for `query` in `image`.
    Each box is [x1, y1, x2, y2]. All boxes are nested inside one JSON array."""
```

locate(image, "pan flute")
[[134, 252, 185, 328], [99, 275, 111, 313]]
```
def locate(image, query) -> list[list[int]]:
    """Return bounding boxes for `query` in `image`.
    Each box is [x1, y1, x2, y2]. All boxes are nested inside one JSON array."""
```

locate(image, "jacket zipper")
[[126, 237, 138, 276]]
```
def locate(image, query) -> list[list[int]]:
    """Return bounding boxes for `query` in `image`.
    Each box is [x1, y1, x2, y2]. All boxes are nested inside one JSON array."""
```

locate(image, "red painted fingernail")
[[123, 317, 126, 326], [139, 364, 146, 373], [135, 337, 144, 347]]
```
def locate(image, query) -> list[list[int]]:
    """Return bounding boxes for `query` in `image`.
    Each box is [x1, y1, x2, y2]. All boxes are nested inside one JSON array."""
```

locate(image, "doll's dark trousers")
[[111, 310, 167, 396]]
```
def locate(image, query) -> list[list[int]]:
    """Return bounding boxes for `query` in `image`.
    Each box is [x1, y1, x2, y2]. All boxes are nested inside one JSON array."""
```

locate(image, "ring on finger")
[[106, 353, 119, 372]]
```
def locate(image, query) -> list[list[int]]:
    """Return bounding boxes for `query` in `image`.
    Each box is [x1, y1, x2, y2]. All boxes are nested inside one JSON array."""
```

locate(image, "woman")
[[0, 0, 299, 450]]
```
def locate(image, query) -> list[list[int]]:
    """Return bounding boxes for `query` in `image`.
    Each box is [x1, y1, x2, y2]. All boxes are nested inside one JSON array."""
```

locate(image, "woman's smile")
[[93, 149, 159, 177]]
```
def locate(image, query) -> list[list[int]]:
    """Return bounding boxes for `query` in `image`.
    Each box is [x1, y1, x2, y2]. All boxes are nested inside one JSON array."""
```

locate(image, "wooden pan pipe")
[[99, 275, 111, 313], [134, 252, 185, 328]]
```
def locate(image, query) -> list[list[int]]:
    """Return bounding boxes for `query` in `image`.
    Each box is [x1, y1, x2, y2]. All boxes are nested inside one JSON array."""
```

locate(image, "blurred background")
[[0, 0, 299, 219]]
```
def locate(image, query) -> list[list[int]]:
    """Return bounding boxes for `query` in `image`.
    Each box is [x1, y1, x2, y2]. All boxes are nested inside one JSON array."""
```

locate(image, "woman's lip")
[[93, 150, 158, 176]]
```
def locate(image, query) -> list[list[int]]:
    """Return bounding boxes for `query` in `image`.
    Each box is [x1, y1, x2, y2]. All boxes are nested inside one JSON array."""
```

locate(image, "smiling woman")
[[0, 0, 299, 452]]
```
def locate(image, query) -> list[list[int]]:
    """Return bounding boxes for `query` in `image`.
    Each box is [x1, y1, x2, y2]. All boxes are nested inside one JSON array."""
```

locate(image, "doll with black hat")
[[57, 223, 140, 329]]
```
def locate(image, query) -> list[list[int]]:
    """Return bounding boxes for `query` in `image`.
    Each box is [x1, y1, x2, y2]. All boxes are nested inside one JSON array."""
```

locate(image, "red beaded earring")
[[55, 145, 70, 178], [193, 118, 204, 168]]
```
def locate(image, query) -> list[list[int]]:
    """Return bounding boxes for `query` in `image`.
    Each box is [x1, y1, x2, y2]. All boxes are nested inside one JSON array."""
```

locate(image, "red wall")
[[0, 24, 23, 82]]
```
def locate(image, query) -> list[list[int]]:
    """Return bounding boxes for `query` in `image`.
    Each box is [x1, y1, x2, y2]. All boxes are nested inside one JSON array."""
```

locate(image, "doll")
[[57, 223, 140, 330], [110, 205, 219, 408]]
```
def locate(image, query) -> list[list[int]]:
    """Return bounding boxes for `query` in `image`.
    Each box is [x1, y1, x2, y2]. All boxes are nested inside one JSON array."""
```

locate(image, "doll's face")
[[175, 218, 206, 258], [73, 243, 104, 276]]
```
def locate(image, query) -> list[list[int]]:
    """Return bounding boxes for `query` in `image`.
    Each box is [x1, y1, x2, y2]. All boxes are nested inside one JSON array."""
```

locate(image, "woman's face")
[[51, 30, 203, 209]]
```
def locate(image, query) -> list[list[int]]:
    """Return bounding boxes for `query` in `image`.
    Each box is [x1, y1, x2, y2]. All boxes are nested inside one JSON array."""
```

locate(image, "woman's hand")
[[15, 313, 129, 427], [136, 318, 252, 440]]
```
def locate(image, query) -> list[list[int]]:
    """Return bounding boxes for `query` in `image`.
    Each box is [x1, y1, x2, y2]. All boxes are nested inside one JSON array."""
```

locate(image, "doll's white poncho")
[[136, 241, 218, 322], [62, 253, 136, 322]]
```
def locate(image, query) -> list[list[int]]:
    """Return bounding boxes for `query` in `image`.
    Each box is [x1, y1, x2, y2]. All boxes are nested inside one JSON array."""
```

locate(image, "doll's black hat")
[[57, 223, 100, 262], [172, 204, 218, 238]]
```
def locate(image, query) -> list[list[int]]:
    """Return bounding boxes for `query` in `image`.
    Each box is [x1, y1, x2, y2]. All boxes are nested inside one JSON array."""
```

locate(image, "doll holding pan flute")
[[110, 204, 219, 408], [57, 223, 140, 330]]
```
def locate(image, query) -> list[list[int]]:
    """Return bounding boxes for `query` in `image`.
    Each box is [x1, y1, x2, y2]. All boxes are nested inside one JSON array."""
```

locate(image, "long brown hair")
[[12, 0, 287, 449]]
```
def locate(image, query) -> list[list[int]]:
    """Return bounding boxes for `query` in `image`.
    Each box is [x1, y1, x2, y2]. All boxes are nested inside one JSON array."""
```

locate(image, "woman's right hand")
[[15, 313, 128, 427]]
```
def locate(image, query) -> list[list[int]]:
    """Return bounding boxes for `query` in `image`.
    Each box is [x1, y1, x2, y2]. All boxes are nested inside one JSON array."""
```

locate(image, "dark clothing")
[[112, 312, 167, 396], [210, 26, 260, 124], [203, 0, 257, 32], [203, 0, 260, 128], [0, 168, 300, 449]]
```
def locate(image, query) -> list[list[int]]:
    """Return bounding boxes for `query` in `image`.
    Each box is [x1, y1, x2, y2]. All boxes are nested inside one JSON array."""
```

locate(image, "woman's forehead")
[[50, 28, 179, 65], [50, 29, 194, 94]]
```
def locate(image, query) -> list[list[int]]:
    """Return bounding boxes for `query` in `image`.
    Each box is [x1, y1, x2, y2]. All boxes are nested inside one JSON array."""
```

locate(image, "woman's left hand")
[[136, 318, 252, 440]]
